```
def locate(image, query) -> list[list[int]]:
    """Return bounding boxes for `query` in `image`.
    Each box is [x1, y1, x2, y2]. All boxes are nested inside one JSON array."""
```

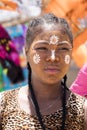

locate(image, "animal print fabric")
[[0, 87, 85, 130]]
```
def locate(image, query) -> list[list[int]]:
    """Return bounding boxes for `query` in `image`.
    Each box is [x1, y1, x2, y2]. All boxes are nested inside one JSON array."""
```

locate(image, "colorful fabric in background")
[[70, 62, 87, 98], [0, 0, 18, 11], [6, 24, 27, 53], [0, 64, 4, 92], [0, 24, 27, 92], [6, 24, 24, 38]]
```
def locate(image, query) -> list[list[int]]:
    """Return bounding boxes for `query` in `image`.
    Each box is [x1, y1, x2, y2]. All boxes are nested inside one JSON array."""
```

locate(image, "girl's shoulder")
[[0, 85, 28, 104], [67, 92, 86, 109]]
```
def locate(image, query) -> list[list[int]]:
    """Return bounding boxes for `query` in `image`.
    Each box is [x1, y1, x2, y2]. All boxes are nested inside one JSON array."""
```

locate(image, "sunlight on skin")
[[32, 39, 72, 64]]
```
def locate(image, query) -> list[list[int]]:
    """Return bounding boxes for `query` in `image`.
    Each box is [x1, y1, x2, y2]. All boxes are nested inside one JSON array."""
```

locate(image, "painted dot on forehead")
[[49, 35, 59, 45]]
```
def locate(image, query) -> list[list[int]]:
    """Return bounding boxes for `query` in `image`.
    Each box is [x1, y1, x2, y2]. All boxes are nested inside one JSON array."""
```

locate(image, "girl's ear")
[[23, 46, 28, 62], [24, 46, 28, 55]]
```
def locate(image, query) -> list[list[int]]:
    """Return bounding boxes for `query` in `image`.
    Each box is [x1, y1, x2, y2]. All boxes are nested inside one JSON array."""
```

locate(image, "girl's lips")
[[44, 66, 60, 74]]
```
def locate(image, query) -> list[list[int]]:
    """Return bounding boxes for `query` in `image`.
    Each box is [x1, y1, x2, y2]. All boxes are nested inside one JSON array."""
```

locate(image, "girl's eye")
[[57, 47, 70, 51], [35, 47, 48, 51]]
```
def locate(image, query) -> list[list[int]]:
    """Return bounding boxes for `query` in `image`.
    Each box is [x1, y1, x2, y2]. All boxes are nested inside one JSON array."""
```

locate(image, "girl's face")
[[26, 29, 72, 85]]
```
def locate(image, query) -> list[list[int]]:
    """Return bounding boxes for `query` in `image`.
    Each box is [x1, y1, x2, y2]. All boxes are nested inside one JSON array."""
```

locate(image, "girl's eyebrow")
[[58, 41, 72, 49], [33, 40, 49, 44], [33, 40, 72, 47], [58, 41, 70, 45]]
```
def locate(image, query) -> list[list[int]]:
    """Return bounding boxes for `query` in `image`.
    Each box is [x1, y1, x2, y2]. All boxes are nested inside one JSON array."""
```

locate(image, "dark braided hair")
[[25, 13, 73, 130], [61, 75, 68, 130], [27, 63, 46, 130]]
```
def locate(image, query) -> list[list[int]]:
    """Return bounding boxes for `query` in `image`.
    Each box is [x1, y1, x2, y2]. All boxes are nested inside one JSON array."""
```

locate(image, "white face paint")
[[33, 53, 40, 64], [64, 55, 70, 64], [49, 35, 59, 45], [59, 41, 70, 44], [51, 50, 55, 60]]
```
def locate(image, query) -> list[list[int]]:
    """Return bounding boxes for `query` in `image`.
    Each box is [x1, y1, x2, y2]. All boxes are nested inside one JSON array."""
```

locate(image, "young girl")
[[0, 13, 87, 130]]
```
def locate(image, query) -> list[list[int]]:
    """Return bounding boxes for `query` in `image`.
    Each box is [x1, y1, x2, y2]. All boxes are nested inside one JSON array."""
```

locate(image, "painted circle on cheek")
[[33, 53, 41, 64], [64, 55, 70, 64]]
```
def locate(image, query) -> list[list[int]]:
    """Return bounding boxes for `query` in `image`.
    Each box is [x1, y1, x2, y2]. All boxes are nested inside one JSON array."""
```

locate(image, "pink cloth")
[[70, 63, 87, 97], [0, 25, 11, 39]]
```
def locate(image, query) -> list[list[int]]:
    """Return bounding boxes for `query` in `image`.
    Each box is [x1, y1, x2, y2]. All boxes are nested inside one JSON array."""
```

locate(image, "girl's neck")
[[31, 79, 62, 100]]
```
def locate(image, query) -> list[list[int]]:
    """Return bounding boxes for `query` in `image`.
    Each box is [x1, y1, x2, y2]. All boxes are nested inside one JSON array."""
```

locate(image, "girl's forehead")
[[34, 30, 69, 41], [30, 32, 72, 50]]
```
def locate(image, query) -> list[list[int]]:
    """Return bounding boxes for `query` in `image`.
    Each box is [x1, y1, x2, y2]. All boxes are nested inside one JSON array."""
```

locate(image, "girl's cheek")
[[33, 53, 41, 64]]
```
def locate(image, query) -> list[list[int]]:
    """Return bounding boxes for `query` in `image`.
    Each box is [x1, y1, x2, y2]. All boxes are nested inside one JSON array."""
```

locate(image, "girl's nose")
[[46, 50, 59, 62]]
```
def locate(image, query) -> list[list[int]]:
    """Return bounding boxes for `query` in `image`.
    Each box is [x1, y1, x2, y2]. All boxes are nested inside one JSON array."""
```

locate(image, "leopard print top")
[[0, 87, 85, 130]]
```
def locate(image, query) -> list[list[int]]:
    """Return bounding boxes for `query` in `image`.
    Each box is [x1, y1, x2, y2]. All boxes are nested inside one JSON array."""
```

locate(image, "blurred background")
[[0, 0, 87, 91]]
